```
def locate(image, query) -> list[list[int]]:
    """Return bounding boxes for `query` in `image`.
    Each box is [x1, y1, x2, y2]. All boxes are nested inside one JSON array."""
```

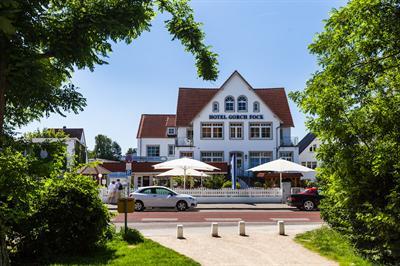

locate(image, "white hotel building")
[[136, 71, 299, 176]]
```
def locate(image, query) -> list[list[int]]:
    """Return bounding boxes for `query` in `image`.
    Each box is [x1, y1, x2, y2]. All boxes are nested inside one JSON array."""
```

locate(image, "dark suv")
[[287, 187, 323, 211]]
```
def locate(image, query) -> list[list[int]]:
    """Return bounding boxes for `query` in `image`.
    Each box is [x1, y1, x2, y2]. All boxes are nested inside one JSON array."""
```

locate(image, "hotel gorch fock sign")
[[209, 114, 264, 120]]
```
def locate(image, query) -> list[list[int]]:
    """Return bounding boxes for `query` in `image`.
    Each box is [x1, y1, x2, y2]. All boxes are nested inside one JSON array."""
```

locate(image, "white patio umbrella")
[[153, 158, 218, 189], [156, 168, 207, 177], [156, 168, 210, 188], [247, 158, 315, 188]]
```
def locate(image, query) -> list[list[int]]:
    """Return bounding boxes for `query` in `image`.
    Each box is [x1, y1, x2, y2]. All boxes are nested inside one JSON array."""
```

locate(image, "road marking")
[[205, 218, 242, 221], [270, 218, 310, 221], [141, 218, 178, 222], [198, 209, 293, 213]]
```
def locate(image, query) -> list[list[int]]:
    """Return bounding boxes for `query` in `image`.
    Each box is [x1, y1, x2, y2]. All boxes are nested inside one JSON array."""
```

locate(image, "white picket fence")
[[174, 188, 281, 198]]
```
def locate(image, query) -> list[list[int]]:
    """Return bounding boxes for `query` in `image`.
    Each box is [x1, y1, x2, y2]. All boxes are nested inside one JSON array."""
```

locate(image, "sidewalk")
[[139, 224, 336, 266]]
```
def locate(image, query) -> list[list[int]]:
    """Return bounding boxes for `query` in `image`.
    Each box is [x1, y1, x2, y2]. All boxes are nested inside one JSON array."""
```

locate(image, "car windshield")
[[300, 188, 318, 195]]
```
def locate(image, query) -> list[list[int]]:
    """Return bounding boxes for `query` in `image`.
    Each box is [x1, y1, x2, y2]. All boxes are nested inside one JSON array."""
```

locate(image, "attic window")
[[253, 101, 260, 112], [212, 101, 219, 112], [225, 96, 235, 112], [167, 127, 176, 136]]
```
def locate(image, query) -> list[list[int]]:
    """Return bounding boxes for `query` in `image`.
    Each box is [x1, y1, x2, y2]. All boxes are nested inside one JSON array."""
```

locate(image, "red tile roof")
[[175, 87, 293, 127], [175, 88, 218, 127], [136, 114, 176, 138]]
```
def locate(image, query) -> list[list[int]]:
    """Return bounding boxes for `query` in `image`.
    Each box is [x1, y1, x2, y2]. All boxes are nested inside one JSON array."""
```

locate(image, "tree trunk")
[[0, 227, 10, 266], [0, 36, 7, 138]]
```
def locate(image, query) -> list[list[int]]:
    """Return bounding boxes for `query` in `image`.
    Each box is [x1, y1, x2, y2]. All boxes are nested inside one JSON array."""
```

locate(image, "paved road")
[[112, 209, 322, 224]]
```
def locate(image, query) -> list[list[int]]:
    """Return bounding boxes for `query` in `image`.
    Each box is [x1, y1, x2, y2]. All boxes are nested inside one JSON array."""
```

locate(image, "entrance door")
[[230, 152, 244, 176]]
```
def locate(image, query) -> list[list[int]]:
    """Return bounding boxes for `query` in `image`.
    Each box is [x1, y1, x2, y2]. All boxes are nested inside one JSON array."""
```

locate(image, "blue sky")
[[20, 0, 347, 152]]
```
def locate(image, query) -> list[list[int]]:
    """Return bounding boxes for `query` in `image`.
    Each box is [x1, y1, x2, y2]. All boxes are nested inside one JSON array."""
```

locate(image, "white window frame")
[[237, 95, 248, 112], [249, 122, 272, 139], [225, 96, 235, 112], [168, 144, 175, 156], [167, 127, 176, 135], [180, 151, 193, 158], [309, 144, 317, 152], [253, 101, 260, 112], [249, 151, 272, 168], [201, 122, 224, 139], [302, 161, 317, 169], [279, 151, 293, 161], [229, 122, 243, 140], [212, 101, 219, 113], [200, 151, 224, 162], [146, 145, 160, 157]]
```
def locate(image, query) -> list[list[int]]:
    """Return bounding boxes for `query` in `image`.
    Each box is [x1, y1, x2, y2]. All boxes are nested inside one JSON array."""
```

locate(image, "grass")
[[295, 226, 372, 266], [51, 237, 200, 266]]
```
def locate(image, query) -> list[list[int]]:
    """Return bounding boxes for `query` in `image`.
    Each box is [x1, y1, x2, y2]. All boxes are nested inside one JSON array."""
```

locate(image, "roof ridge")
[[179, 87, 220, 90]]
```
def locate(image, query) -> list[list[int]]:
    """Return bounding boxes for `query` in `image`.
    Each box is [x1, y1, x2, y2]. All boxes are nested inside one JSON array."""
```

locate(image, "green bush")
[[203, 175, 227, 189], [121, 228, 144, 244], [222, 181, 241, 189], [15, 173, 111, 261]]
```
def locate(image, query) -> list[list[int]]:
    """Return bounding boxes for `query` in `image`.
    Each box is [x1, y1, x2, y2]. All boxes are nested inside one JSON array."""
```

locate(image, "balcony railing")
[[130, 156, 168, 162], [280, 136, 299, 147], [175, 137, 194, 147]]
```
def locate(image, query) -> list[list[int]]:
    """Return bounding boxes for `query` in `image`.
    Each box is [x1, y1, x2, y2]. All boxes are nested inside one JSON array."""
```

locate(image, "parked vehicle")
[[287, 187, 323, 211], [129, 186, 197, 211]]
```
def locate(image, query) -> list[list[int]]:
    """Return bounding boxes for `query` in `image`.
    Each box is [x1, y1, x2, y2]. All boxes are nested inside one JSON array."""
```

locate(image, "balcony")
[[280, 136, 298, 147], [175, 137, 194, 147]]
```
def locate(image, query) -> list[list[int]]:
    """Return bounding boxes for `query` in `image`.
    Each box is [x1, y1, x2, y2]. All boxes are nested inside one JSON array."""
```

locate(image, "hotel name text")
[[209, 114, 264, 120]]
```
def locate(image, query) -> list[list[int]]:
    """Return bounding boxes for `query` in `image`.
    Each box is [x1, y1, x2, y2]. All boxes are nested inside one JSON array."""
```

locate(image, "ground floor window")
[[201, 151, 224, 162], [147, 145, 160, 157], [180, 151, 193, 158], [249, 151, 272, 168], [301, 161, 317, 169], [279, 151, 293, 161], [168, 144, 175, 156]]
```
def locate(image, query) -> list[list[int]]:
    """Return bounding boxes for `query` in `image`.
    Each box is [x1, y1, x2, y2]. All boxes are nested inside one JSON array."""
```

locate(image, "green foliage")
[[121, 228, 145, 245], [203, 174, 227, 189], [290, 0, 400, 263], [94, 134, 122, 161], [295, 227, 372, 266], [0, 0, 218, 133], [14, 174, 110, 262], [222, 180, 241, 189]]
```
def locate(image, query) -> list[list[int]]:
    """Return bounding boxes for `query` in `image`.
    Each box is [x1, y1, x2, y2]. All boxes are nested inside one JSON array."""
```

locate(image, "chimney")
[[63, 126, 67, 129]]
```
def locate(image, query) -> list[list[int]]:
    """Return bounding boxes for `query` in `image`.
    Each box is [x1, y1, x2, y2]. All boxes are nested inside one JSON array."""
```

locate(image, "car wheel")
[[176, 201, 188, 211], [134, 200, 144, 211], [303, 200, 315, 211]]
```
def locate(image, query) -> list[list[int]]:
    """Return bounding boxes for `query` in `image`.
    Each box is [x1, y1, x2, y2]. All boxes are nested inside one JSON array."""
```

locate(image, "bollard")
[[277, 220, 285, 235], [177, 224, 184, 239], [238, 221, 246, 236], [211, 222, 219, 237]]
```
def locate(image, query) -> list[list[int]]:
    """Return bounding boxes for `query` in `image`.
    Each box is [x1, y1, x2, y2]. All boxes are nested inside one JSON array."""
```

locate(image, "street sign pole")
[[125, 162, 132, 235]]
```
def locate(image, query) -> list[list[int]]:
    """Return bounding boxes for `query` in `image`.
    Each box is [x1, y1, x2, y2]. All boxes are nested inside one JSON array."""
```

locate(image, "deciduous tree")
[[290, 0, 400, 263], [0, 0, 218, 136]]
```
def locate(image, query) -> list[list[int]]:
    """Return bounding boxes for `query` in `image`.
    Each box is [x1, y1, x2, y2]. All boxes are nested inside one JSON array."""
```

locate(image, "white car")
[[129, 186, 197, 211]]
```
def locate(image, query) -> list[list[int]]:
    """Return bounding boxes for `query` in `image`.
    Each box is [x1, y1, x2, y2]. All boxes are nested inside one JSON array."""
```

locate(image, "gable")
[[175, 71, 294, 127]]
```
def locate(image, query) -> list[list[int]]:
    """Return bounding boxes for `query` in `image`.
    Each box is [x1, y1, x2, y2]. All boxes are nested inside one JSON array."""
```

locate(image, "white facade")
[[136, 72, 299, 175], [299, 136, 320, 180]]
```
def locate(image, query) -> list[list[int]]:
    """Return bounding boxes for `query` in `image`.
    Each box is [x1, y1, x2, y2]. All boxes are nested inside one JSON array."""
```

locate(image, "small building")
[[298, 133, 320, 180], [32, 127, 88, 168]]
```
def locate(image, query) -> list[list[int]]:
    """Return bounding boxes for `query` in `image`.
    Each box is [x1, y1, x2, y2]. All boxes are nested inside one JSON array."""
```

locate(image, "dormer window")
[[167, 127, 176, 136], [212, 101, 219, 112], [225, 96, 235, 112], [237, 95, 247, 112], [253, 101, 260, 112]]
